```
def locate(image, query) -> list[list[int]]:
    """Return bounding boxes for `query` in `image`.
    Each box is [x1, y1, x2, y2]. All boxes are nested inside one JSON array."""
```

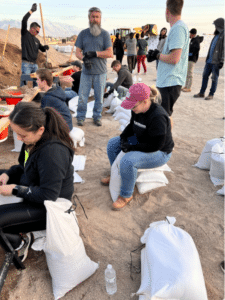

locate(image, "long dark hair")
[[9, 102, 75, 151], [159, 27, 167, 40]]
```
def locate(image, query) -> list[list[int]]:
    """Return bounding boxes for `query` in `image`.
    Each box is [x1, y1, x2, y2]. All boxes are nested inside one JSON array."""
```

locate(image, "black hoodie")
[[189, 36, 204, 63], [6, 139, 74, 205]]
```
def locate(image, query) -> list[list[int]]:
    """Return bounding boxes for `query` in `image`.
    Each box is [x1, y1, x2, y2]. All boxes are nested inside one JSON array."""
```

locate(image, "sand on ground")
[[0, 55, 224, 300]]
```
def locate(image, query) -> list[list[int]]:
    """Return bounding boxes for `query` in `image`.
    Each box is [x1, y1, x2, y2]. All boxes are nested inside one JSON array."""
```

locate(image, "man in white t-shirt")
[[147, 0, 189, 116]]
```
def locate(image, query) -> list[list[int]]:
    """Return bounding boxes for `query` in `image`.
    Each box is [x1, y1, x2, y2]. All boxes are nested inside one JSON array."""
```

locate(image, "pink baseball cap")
[[121, 83, 151, 110]]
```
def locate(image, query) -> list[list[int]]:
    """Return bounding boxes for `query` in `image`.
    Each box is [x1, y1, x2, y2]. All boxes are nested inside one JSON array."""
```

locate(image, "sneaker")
[[182, 88, 191, 92], [17, 233, 34, 262], [194, 93, 205, 98], [77, 119, 84, 126], [205, 95, 213, 100], [94, 119, 102, 126]]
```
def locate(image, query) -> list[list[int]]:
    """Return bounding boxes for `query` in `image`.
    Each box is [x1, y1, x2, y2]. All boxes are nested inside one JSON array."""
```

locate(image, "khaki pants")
[[185, 61, 196, 89]]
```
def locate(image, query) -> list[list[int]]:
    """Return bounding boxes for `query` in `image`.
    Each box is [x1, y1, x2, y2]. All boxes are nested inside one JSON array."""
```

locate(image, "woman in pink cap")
[[101, 83, 174, 210]]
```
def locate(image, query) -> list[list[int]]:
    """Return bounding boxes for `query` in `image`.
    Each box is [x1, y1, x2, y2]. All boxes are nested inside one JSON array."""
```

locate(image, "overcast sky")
[[0, 0, 224, 34]]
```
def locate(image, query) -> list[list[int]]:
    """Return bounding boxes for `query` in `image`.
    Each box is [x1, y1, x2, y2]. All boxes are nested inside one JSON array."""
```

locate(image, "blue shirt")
[[156, 20, 189, 88], [75, 28, 112, 75], [206, 35, 219, 63]]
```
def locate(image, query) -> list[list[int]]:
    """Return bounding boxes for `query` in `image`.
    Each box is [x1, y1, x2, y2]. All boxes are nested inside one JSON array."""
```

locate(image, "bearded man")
[[20, 3, 49, 87], [75, 7, 113, 126]]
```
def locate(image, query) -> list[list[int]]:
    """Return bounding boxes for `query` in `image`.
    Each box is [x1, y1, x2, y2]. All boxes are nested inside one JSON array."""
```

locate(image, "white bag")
[[109, 151, 126, 202], [103, 93, 114, 108], [114, 112, 130, 122], [44, 198, 98, 300], [106, 97, 122, 114], [113, 106, 131, 118], [194, 138, 222, 170], [134, 217, 208, 300], [136, 181, 166, 194], [0, 194, 23, 205], [119, 118, 129, 127], [119, 124, 126, 132], [136, 170, 169, 183], [217, 185, 225, 196], [11, 131, 23, 152], [209, 142, 225, 186], [68, 96, 79, 113], [69, 127, 85, 148], [138, 163, 172, 173]]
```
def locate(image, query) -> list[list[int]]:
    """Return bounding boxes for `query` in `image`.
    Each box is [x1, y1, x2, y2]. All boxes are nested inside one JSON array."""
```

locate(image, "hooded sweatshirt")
[[110, 65, 133, 92], [41, 86, 73, 131], [6, 139, 74, 204], [189, 36, 204, 63]]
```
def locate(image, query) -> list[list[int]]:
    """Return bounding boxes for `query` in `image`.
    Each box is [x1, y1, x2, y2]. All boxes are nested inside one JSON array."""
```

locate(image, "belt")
[[22, 60, 37, 64]]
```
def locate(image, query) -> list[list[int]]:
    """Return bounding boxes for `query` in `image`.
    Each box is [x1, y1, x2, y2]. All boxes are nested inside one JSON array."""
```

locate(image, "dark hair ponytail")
[[9, 102, 75, 151]]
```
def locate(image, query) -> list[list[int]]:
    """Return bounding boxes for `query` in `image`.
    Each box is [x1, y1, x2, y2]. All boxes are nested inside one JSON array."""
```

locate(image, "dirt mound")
[[0, 28, 74, 88]]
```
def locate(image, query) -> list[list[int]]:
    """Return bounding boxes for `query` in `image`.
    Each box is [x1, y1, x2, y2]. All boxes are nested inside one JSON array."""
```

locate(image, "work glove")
[[84, 51, 97, 59], [31, 3, 37, 12], [83, 57, 92, 70], [147, 49, 160, 62], [43, 45, 49, 51], [120, 141, 134, 153], [104, 89, 114, 98], [218, 62, 223, 69]]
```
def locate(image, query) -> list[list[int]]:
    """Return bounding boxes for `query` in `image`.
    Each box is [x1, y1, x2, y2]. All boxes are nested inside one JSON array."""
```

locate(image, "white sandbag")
[[44, 198, 98, 300], [209, 142, 225, 186], [136, 170, 169, 183], [68, 96, 79, 113], [194, 138, 222, 170], [103, 93, 114, 108], [89, 88, 94, 97], [109, 151, 126, 202], [114, 112, 130, 122], [136, 182, 166, 194], [69, 127, 85, 148], [217, 185, 225, 196], [138, 163, 172, 172], [0, 194, 23, 205], [119, 125, 126, 132], [106, 97, 122, 114], [134, 217, 208, 300], [11, 131, 23, 152], [119, 118, 129, 127], [113, 105, 131, 118]]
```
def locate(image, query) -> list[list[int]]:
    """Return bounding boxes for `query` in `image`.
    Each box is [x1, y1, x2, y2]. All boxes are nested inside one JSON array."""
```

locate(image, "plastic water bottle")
[[105, 264, 117, 295]]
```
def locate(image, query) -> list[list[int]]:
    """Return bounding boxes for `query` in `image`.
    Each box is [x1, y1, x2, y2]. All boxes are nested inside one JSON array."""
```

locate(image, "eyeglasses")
[[132, 101, 142, 110], [35, 29, 40, 34]]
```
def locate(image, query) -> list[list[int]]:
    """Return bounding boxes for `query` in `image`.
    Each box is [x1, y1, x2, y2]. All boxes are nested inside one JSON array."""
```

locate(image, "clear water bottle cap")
[[107, 264, 112, 269]]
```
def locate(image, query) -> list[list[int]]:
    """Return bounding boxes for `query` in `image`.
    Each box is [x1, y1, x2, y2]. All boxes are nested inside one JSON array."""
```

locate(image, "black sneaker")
[[17, 233, 34, 262], [94, 119, 102, 126], [220, 261, 225, 273], [193, 93, 205, 98], [77, 119, 84, 126]]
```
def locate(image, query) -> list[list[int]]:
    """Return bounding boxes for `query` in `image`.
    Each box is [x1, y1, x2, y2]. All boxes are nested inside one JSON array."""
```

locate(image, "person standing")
[[182, 28, 204, 92], [194, 18, 224, 100], [75, 7, 113, 127], [137, 31, 148, 74], [20, 3, 49, 87], [147, 0, 189, 116], [125, 32, 137, 73], [113, 33, 124, 63], [156, 27, 167, 68]]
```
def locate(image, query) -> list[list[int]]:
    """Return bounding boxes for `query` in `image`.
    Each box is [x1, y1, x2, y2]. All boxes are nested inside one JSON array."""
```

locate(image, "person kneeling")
[[0, 102, 75, 262], [102, 83, 174, 210]]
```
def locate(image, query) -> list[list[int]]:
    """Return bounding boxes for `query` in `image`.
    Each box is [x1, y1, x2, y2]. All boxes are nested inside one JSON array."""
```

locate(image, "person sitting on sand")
[[0, 102, 74, 262], [101, 83, 174, 210]]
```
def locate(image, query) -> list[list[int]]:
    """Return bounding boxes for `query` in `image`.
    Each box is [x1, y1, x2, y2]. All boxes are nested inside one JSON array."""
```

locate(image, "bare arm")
[[75, 47, 84, 60], [96, 47, 113, 59], [158, 48, 182, 65]]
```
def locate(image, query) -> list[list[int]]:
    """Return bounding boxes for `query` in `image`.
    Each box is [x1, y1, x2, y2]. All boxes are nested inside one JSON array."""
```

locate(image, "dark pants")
[[200, 62, 220, 96], [157, 85, 182, 116], [127, 55, 137, 73], [116, 53, 124, 63], [0, 170, 46, 249]]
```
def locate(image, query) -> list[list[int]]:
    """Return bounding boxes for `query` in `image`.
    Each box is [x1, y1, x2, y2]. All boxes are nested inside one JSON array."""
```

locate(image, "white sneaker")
[[17, 233, 33, 262]]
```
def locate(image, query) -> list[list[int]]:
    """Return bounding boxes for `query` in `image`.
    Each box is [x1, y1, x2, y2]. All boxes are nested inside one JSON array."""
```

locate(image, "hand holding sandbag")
[[83, 57, 92, 70], [31, 3, 37, 12], [0, 173, 9, 186]]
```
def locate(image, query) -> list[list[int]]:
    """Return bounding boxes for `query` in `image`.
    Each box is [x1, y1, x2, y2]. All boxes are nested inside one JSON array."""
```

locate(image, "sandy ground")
[[0, 56, 224, 300]]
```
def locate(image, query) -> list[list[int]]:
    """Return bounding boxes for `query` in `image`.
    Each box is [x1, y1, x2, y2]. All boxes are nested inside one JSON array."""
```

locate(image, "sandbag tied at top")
[[194, 138, 222, 170], [209, 141, 225, 186], [133, 217, 208, 300]]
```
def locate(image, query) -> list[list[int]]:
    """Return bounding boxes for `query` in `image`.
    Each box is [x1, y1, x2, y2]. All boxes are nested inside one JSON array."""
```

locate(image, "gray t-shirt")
[[125, 39, 137, 56], [75, 28, 112, 75], [137, 39, 148, 55]]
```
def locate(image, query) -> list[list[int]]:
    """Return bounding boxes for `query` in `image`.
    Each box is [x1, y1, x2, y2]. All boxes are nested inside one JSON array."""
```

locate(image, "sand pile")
[[0, 28, 73, 88]]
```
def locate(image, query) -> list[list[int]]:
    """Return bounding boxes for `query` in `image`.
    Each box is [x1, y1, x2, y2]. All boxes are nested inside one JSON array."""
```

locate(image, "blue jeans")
[[107, 136, 172, 197], [20, 61, 38, 87], [200, 62, 220, 96], [105, 82, 128, 99], [77, 72, 107, 121]]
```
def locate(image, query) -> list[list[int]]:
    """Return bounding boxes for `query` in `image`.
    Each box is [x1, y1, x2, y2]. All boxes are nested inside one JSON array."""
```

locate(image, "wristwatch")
[[12, 186, 19, 196]]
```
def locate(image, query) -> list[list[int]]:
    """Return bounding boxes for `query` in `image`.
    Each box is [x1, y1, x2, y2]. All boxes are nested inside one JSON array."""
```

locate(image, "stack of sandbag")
[[105, 93, 122, 114], [109, 151, 171, 201], [113, 105, 131, 131], [132, 217, 208, 300], [68, 96, 79, 113], [102, 88, 117, 108]]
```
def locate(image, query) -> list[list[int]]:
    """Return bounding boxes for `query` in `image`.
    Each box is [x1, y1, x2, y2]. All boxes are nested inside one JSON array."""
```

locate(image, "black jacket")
[[41, 86, 73, 131], [21, 12, 46, 63], [206, 30, 224, 65], [113, 38, 124, 56], [71, 71, 81, 94], [120, 103, 174, 154], [6, 139, 74, 205], [189, 36, 204, 63]]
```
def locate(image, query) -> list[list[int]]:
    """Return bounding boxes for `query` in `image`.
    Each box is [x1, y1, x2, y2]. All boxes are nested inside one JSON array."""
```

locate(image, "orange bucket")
[[5, 91, 23, 105], [63, 69, 73, 76], [0, 126, 8, 142]]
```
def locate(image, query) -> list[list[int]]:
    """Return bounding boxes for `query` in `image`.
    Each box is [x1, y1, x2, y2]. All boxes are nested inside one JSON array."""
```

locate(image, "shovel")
[[39, 3, 52, 69], [1, 25, 10, 62]]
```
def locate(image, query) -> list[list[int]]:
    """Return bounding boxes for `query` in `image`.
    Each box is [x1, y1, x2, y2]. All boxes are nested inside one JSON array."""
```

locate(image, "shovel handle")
[[2, 25, 10, 58], [39, 4, 46, 45]]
